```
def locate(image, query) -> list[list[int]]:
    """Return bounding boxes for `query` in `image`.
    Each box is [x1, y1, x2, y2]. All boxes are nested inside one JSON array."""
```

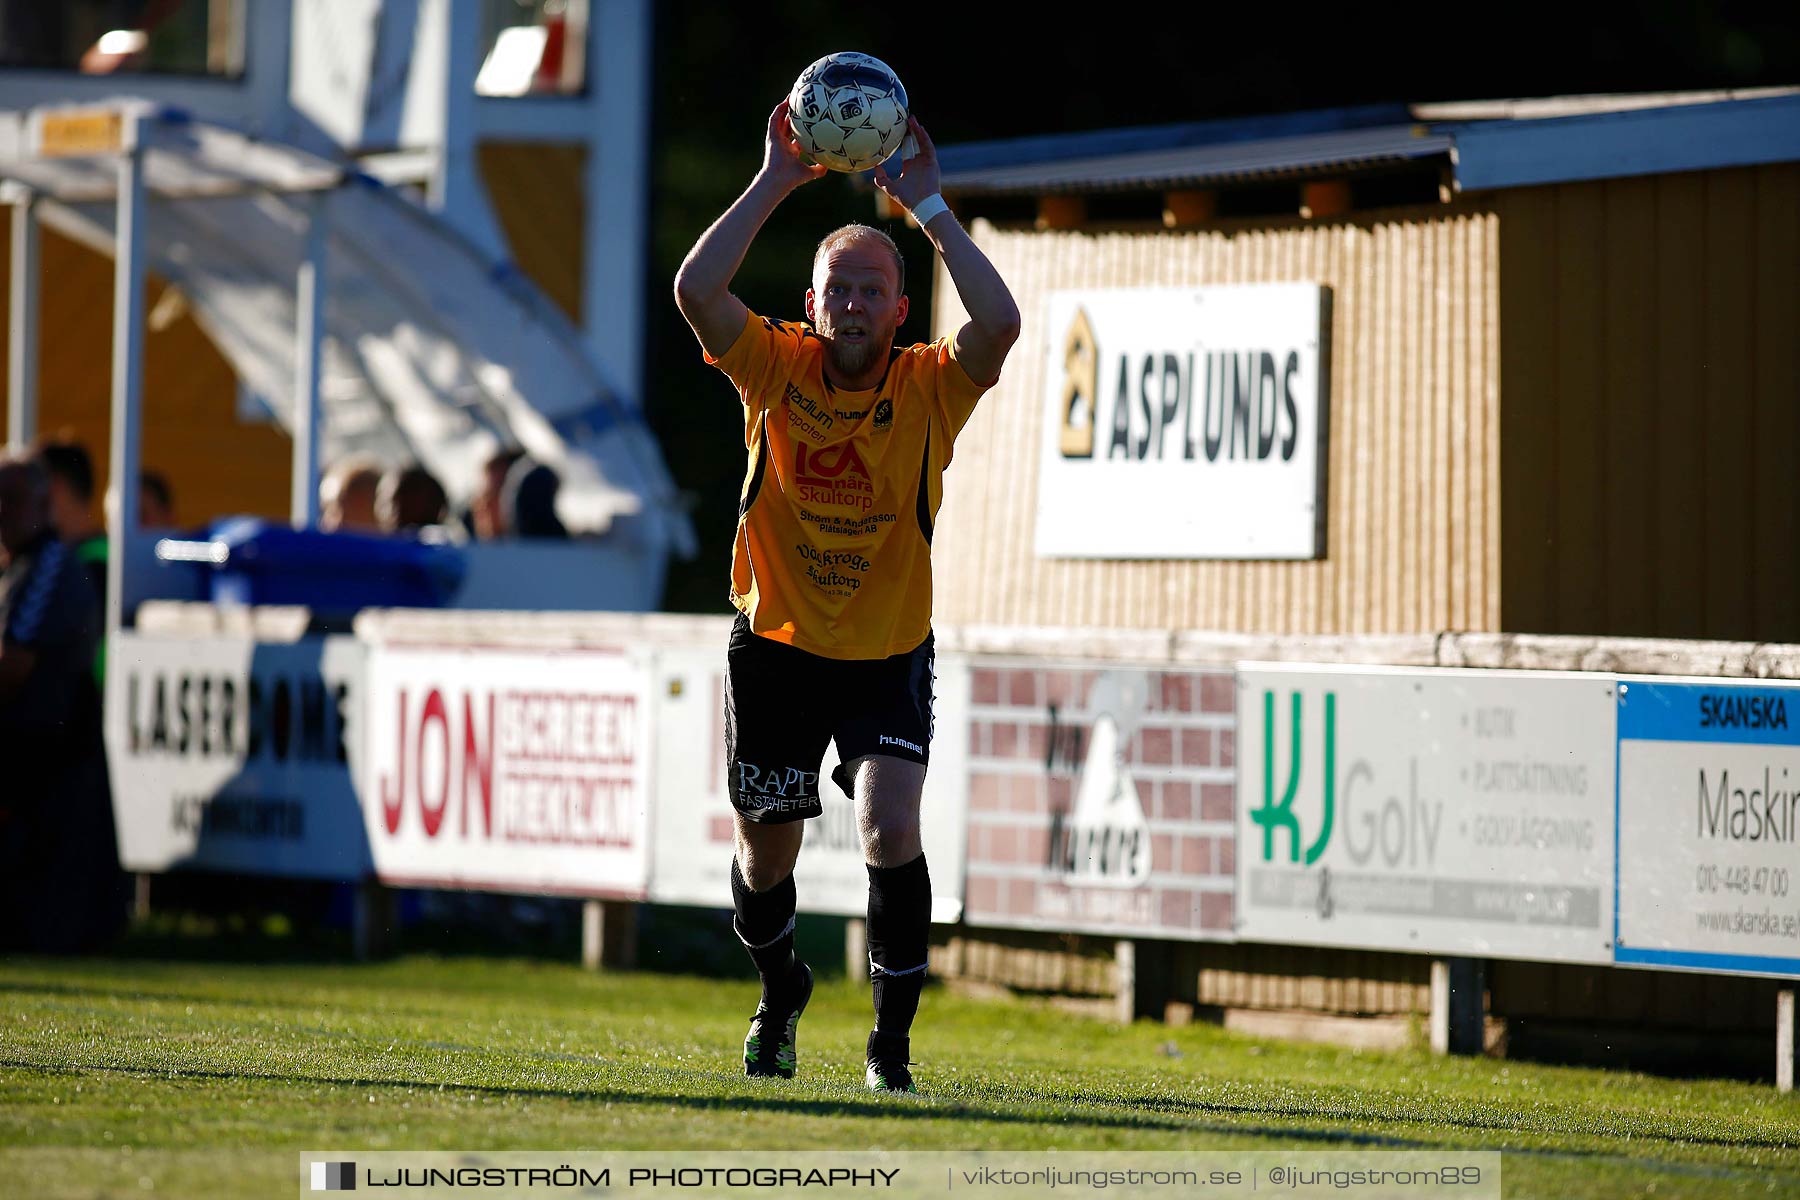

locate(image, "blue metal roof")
[[933, 103, 1413, 176], [936, 93, 1800, 197], [939, 124, 1449, 195], [1442, 92, 1800, 191]]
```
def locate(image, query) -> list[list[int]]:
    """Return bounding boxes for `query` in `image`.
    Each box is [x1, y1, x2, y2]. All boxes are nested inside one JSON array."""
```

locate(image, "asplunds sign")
[[1236, 665, 1615, 964], [1036, 284, 1326, 559]]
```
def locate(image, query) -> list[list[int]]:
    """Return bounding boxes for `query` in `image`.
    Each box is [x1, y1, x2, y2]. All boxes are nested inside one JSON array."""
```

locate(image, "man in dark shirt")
[[39, 441, 107, 610], [38, 440, 110, 686], [0, 452, 122, 952]]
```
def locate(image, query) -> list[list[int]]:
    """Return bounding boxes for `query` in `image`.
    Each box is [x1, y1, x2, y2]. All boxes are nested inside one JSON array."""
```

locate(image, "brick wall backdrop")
[[962, 662, 1237, 940]]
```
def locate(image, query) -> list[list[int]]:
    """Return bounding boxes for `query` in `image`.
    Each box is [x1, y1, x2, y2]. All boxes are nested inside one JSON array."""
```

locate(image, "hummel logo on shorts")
[[879, 734, 923, 755]]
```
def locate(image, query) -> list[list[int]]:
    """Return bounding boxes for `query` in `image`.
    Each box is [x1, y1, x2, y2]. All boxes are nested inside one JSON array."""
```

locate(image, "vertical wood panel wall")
[[0, 210, 290, 528], [932, 206, 1501, 634], [475, 142, 586, 324], [1496, 164, 1800, 643]]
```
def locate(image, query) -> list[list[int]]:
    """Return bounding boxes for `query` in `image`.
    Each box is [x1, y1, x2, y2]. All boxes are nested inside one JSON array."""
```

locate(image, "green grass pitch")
[[1, 952, 1796, 1198]]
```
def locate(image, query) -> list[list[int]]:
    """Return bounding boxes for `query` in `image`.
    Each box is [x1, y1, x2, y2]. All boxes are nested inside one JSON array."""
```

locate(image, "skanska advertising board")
[[1235, 664, 1616, 964], [1615, 677, 1800, 978]]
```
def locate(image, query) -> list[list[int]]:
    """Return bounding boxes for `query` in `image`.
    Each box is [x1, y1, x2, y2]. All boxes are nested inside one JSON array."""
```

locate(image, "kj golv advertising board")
[[1616, 677, 1800, 978], [1236, 664, 1615, 963], [1036, 284, 1327, 559]]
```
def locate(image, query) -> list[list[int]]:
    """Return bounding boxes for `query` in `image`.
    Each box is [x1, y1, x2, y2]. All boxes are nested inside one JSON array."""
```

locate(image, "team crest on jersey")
[[873, 398, 893, 431]]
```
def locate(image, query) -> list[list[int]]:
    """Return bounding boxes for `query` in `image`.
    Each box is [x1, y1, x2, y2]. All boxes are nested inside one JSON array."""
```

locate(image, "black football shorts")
[[724, 612, 934, 824]]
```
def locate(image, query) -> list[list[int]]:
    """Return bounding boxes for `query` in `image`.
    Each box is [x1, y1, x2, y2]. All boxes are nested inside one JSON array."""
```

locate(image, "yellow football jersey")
[[705, 310, 991, 660]]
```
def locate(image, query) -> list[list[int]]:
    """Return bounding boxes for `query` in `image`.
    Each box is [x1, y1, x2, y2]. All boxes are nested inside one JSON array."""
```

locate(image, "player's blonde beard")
[[819, 315, 896, 382]]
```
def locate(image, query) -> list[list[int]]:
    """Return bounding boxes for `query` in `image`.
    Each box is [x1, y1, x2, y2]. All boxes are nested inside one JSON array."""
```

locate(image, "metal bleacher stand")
[[0, 88, 688, 967]]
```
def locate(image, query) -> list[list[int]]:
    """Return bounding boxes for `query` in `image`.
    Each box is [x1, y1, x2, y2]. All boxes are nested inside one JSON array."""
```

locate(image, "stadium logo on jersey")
[[784, 382, 833, 433]]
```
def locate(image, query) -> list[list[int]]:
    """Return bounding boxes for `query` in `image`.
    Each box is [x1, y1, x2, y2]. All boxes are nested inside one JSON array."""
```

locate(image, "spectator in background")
[[139, 469, 174, 527], [38, 440, 107, 611], [0, 451, 124, 952], [378, 461, 450, 533], [468, 445, 526, 540], [502, 459, 568, 540], [320, 455, 383, 533]]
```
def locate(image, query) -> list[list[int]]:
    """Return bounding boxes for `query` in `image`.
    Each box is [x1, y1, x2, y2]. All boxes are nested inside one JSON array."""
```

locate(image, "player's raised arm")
[[674, 99, 828, 360], [873, 116, 1022, 386]]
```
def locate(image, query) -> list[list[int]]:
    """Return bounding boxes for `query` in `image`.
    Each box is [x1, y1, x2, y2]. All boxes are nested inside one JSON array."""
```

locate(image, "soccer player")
[[674, 101, 1020, 1092]]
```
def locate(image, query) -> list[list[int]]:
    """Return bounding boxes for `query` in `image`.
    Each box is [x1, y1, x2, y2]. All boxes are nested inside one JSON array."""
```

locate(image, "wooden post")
[[581, 900, 605, 970], [846, 917, 869, 984], [1779, 988, 1795, 1094], [582, 900, 640, 971], [132, 873, 153, 922], [1115, 939, 1174, 1024], [1036, 195, 1086, 231], [1431, 958, 1485, 1055], [1300, 179, 1352, 220], [1162, 189, 1216, 228], [352, 880, 393, 962], [1114, 940, 1136, 1024]]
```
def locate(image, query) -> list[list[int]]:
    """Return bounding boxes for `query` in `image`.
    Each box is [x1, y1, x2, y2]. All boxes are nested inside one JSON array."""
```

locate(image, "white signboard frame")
[[1236, 663, 1616, 963], [1616, 676, 1800, 978], [105, 633, 370, 879], [360, 644, 652, 898], [1035, 283, 1327, 560], [648, 643, 968, 923]]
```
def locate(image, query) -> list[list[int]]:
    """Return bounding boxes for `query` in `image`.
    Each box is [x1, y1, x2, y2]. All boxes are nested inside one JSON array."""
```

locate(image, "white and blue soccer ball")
[[787, 52, 908, 174]]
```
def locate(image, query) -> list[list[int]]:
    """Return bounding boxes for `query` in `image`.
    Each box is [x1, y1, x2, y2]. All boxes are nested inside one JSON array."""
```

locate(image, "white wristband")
[[909, 193, 949, 227]]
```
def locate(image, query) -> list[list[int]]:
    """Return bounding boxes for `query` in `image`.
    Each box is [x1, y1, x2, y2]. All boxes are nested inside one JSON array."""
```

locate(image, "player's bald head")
[[813, 224, 905, 296]]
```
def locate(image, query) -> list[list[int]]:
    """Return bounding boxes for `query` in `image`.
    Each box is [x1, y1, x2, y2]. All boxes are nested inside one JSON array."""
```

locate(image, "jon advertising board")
[[361, 643, 652, 897]]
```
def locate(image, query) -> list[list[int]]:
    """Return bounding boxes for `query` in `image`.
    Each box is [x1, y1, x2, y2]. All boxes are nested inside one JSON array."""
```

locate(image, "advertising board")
[[1237, 665, 1615, 962]]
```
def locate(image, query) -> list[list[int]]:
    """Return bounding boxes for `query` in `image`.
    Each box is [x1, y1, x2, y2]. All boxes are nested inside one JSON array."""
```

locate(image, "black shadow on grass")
[[1007, 1085, 1800, 1154], [0, 1056, 1438, 1146], [6, 1056, 1798, 1161], [0, 979, 348, 1015]]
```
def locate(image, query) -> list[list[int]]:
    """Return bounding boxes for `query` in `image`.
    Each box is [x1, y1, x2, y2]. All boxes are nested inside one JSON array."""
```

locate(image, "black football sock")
[[731, 857, 802, 1009], [866, 854, 931, 1038]]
